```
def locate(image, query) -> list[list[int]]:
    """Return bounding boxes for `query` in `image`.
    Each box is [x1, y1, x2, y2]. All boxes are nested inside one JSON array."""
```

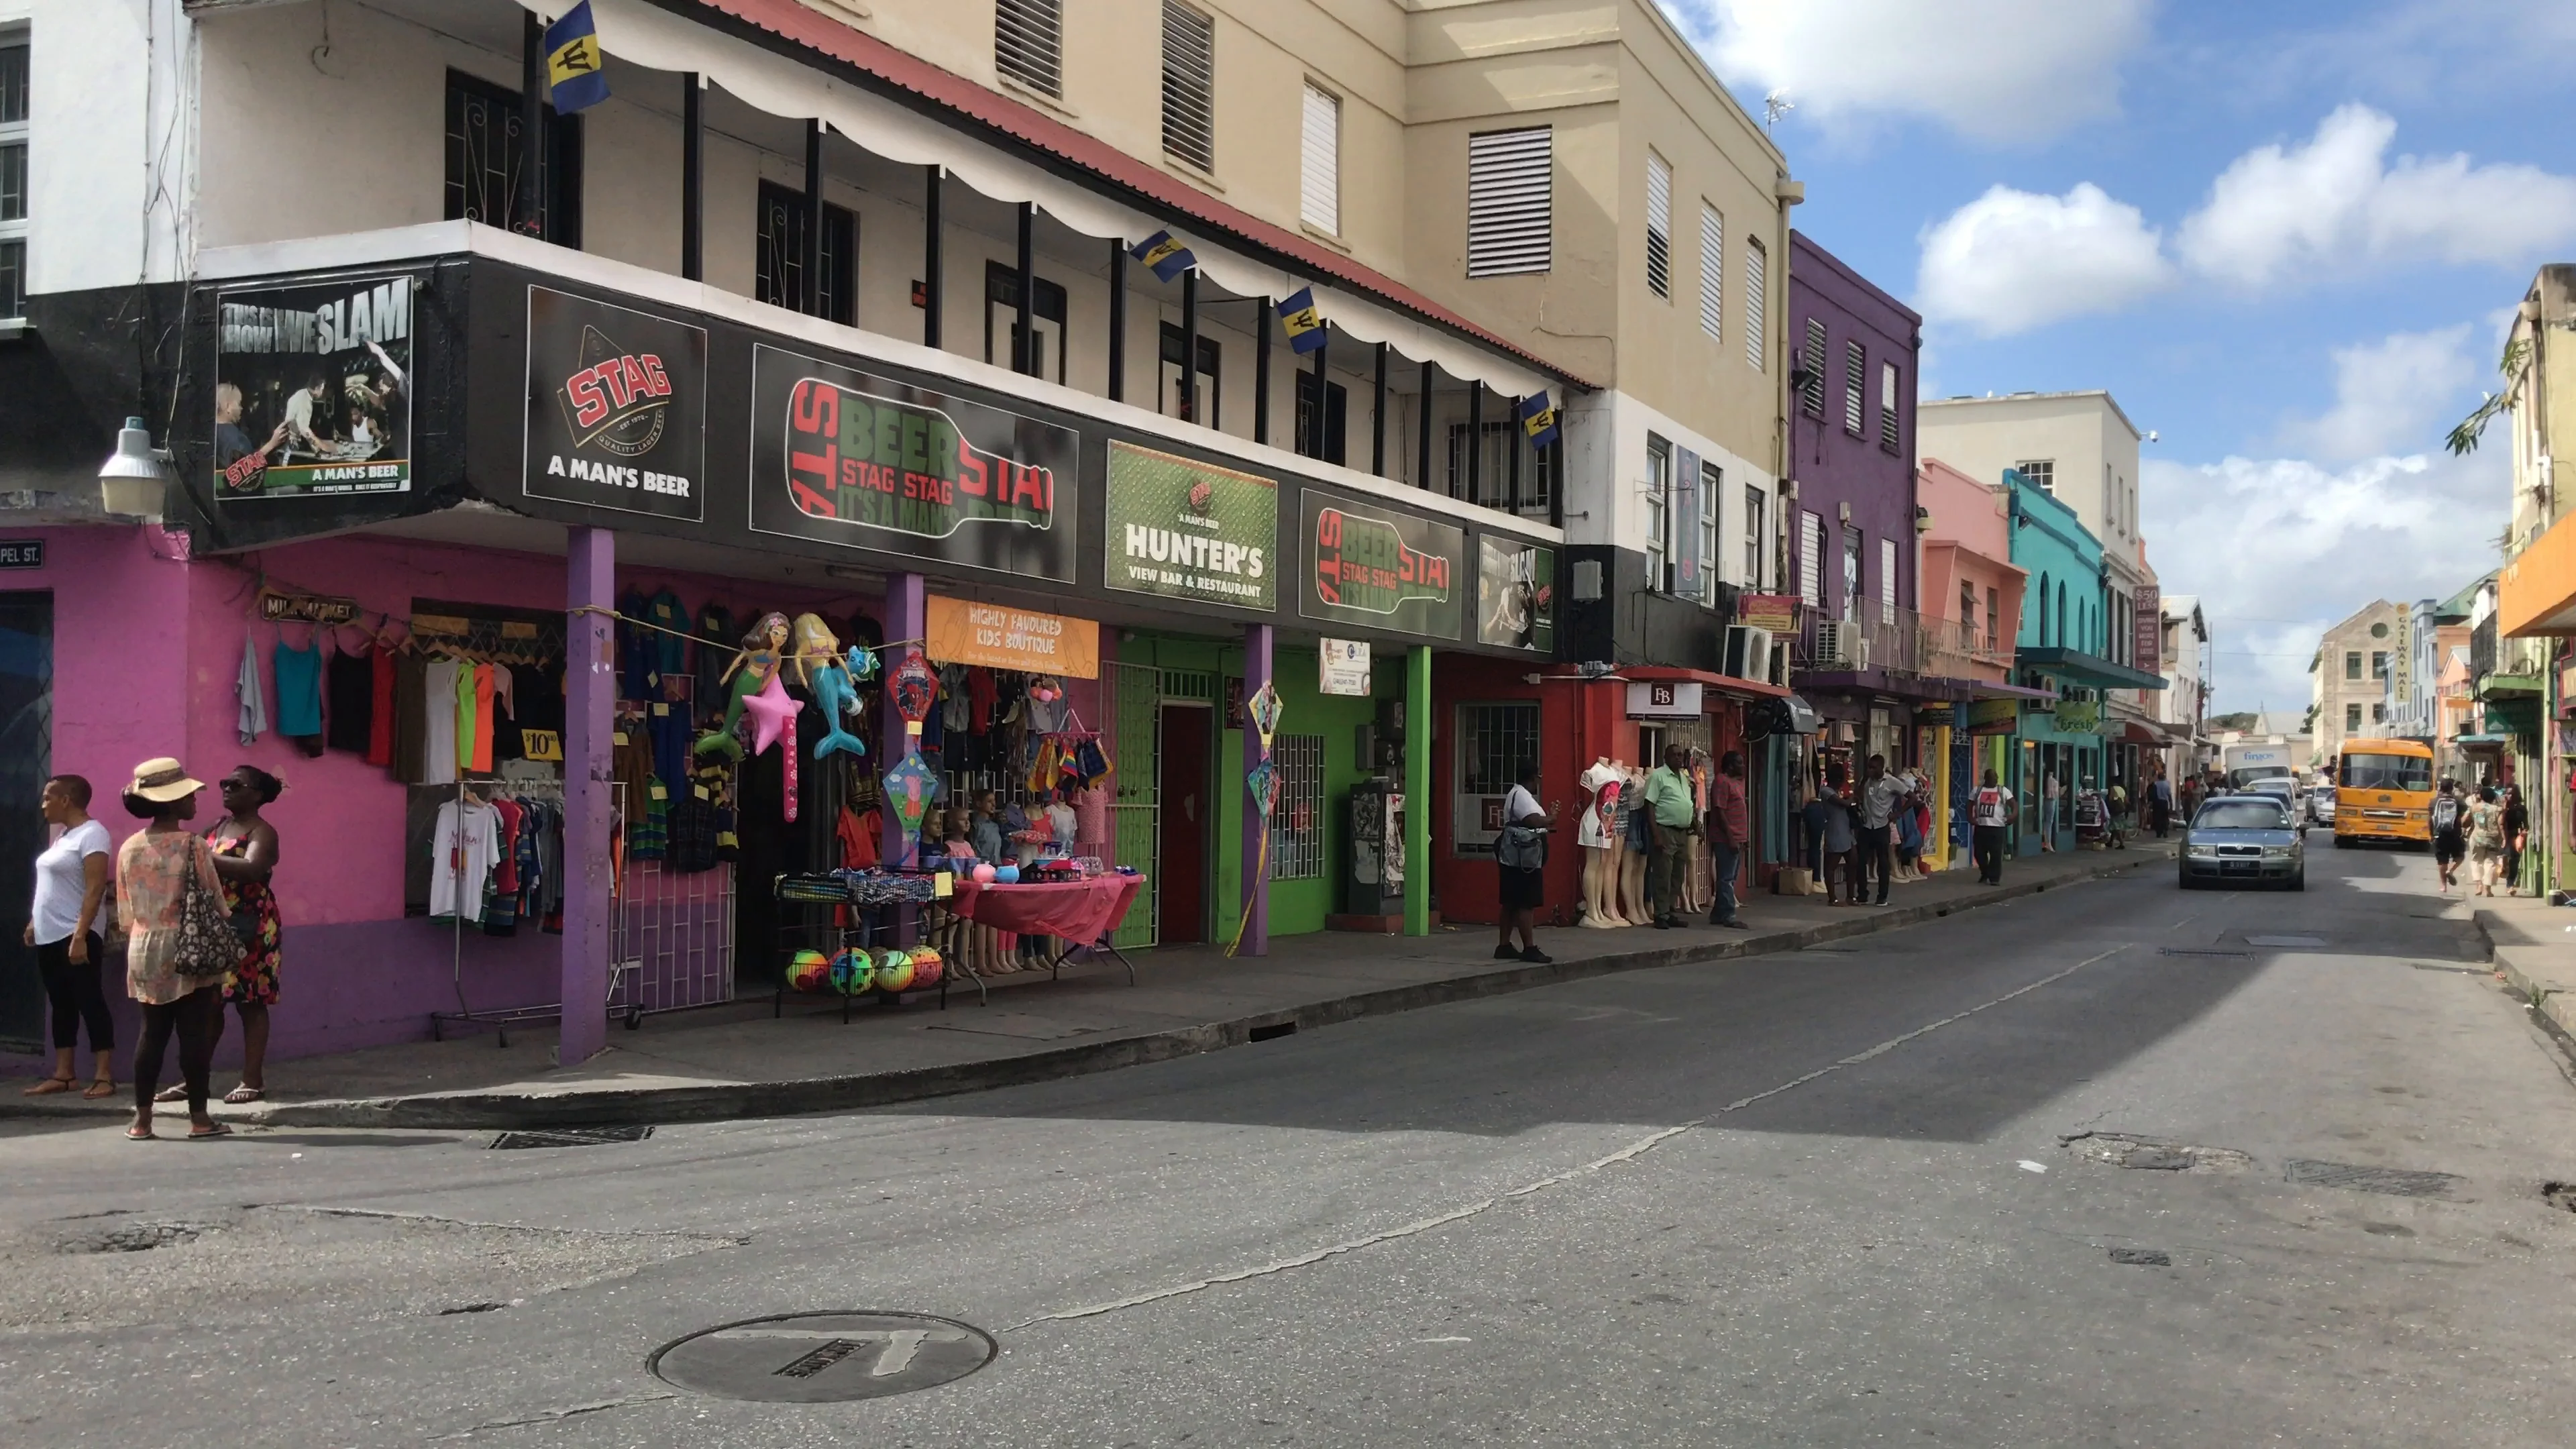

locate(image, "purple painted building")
[[1784, 229, 1934, 782]]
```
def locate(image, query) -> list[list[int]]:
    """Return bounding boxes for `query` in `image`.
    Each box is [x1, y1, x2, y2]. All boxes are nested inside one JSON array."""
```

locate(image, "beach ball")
[[972, 863, 997, 883], [786, 949, 831, 992], [994, 865, 1021, 885], [877, 948, 918, 993], [827, 947, 875, 996], [907, 946, 945, 989]]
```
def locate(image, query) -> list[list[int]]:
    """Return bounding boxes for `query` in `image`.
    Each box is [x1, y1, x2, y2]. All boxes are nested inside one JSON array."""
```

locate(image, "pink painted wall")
[[1919, 459, 2026, 683]]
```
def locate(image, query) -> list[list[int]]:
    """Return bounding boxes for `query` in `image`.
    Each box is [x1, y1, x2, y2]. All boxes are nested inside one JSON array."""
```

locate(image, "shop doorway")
[[1157, 704, 1214, 944], [0, 591, 50, 1048]]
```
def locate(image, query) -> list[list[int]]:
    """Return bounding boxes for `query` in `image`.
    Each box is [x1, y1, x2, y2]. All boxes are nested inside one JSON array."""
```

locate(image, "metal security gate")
[[1101, 659, 1162, 950]]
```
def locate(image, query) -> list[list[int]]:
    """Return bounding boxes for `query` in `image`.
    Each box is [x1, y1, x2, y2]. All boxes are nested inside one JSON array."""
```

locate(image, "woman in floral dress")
[[207, 765, 284, 1104]]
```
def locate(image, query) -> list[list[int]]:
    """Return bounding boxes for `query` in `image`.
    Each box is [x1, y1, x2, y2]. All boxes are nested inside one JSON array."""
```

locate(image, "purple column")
[[1238, 623, 1273, 955], [882, 572, 927, 941], [559, 525, 616, 1066]]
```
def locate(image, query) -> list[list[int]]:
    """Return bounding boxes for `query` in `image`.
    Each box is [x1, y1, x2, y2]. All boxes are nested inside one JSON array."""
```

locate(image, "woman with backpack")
[[2465, 786, 2506, 898]]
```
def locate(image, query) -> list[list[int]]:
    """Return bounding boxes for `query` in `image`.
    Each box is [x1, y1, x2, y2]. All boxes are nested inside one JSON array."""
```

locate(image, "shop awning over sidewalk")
[[2012, 647, 2169, 692]]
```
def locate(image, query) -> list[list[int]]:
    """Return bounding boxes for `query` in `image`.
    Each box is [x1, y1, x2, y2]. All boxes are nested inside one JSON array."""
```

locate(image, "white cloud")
[[1915, 184, 2174, 337], [2143, 447, 2502, 713], [1668, 0, 2152, 145], [2279, 325, 2476, 462], [2177, 104, 2576, 288]]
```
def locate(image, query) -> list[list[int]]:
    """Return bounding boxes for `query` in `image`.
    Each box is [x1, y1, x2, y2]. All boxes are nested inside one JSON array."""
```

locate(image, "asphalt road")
[[10, 841, 2576, 1446]]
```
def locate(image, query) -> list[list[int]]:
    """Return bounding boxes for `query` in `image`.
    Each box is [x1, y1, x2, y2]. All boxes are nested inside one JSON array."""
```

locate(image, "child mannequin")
[[937, 807, 983, 972], [968, 793, 1008, 976]]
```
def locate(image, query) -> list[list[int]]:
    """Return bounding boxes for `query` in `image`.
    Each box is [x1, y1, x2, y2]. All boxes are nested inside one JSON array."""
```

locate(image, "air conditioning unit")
[[1725, 625, 1774, 681], [1815, 619, 1868, 668]]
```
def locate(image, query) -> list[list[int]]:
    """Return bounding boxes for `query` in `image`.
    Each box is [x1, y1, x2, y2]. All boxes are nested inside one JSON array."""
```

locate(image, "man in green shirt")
[[1642, 743, 1699, 928]]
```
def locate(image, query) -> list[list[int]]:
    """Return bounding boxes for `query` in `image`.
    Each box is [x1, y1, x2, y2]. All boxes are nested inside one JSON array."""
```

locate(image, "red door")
[[1157, 704, 1212, 944]]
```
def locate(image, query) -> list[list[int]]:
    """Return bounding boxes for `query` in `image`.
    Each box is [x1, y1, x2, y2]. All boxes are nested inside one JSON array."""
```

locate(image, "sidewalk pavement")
[[10, 843, 2173, 1131], [2472, 890, 2576, 1044]]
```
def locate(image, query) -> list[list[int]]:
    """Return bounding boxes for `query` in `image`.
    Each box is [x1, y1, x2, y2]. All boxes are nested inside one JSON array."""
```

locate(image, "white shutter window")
[[1299, 83, 1340, 234], [1843, 339, 1866, 434], [1743, 236, 1767, 370], [1466, 127, 1551, 277], [1697, 206, 1723, 341], [995, 0, 1064, 97], [1161, 1, 1216, 172], [1644, 150, 1672, 299], [1799, 510, 1823, 604], [1880, 360, 1900, 452], [1880, 537, 1898, 624]]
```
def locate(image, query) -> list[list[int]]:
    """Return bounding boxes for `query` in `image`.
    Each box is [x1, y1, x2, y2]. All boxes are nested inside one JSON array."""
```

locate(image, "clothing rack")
[[427, 771, 602, 1045]]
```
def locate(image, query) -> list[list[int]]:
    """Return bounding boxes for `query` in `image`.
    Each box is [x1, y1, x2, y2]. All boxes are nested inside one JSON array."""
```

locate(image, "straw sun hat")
[[127, 758, 205, 803]]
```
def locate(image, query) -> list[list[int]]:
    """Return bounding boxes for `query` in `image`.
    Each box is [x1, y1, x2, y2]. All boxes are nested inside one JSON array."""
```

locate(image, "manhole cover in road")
[[2284, 1159, 2461, 1198], [2157, 948, 2249, 957], [649, 1311, 996, 1403], [2245, 935, 2328, 948]]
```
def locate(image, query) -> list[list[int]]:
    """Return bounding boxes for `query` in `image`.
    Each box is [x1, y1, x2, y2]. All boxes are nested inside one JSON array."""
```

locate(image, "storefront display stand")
[[949, 875, 1145, 987], [427, 775, 609, 1047]]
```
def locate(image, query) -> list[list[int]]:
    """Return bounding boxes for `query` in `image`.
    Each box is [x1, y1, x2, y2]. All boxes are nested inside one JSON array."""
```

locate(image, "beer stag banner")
[[523, 286, 708, 521], [1476, 535, 1556, 653], [1104, 441, 1277, 612], [1299, 491, 1464, 640], [750, 345, 1077, 582], [215, 272, 422, 500]]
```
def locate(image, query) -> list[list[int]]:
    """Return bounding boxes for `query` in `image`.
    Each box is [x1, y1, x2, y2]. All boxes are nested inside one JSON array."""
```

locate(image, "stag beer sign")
[[1299, 492, 1464, 640], [522, 287, 708, 521], [749, 345, 1078, 582]]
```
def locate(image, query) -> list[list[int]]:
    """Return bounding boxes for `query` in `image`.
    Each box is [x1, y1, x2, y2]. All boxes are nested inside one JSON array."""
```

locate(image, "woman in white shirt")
[[22, 774, 115, 1097]]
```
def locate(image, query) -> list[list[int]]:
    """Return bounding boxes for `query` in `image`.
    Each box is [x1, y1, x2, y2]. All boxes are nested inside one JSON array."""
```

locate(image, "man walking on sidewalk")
[[1705, 750, 1751, 929], [2431, 778, 2465, 892], [1972, 767, 2013, 885], [1643, 743, 1698, 928], [1858, 753, 1909, 906]]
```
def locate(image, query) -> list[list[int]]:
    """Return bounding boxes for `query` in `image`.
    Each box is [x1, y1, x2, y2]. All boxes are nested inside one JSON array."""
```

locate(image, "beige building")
[[2308, 600, 2407, 763]]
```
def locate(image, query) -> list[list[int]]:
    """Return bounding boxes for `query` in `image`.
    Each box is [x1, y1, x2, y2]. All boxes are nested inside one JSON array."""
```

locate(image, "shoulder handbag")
[[1498, 823, 1548, 870], [172, 840, 247, 981]]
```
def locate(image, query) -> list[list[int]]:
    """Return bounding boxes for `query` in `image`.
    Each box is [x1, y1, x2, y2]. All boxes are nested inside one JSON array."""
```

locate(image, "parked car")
[[2180, 796, 2305, 890], [2308, 788, 2337, 826]]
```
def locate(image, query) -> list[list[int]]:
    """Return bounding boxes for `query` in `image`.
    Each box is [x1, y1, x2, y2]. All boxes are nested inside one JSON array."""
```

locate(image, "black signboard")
[[0, 540, 41, 570], [523, 286, 708, 521], [1299, 491, 1464, 641], [747, 343, 1077, 583], [215, 270, 421, 500]]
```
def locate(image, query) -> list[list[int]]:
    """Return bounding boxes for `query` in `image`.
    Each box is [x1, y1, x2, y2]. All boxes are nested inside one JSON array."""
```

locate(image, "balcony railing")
[[1789, 603, 2000, 678]]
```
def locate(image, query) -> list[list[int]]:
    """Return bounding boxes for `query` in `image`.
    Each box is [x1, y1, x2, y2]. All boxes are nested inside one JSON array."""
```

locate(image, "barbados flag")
[[1276, 288, 1327, 354], [545, 2, 610, 115], [1517, 390, 1560, 449], [1128, 229, 1197, 283]]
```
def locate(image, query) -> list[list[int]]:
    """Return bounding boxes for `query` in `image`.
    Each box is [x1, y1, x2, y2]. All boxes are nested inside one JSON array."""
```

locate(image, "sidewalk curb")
[[60, 852, 2167, 1132], [2471, 907, 2576, 1049]]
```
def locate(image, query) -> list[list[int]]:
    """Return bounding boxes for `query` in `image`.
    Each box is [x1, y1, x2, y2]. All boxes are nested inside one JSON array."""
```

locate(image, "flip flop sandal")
[[125, 1124, 156, 1141], [152, 1085, 189, 1104], [187, 1122, 234, 1140], [84, 1079, 117, 1099], [223, 1087, 264, 1105], [21, 1076, 75, 1095]]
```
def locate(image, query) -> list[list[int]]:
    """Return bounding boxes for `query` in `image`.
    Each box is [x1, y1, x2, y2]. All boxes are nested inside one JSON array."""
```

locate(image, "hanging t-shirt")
[[694, 602, 737, 714], [367, 643, 397, 767], [646, 589, 689, 686], [617, 587, 655, 701], [393, 649, 427, 782], [468, 663, 496, 773], [422, 659, 460, 788], [237, 632, 268, 746], [274, 637, 324, 742], [325, 641, 374, 753], [428, 798, 499, 920]]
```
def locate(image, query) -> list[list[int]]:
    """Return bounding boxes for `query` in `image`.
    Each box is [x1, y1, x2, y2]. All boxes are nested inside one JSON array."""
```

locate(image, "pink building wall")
[[1918, 458, 2025, 684]]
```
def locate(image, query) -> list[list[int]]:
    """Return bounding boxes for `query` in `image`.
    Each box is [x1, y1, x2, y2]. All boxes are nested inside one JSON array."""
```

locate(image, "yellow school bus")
[[2332, 739, 2435, 848]]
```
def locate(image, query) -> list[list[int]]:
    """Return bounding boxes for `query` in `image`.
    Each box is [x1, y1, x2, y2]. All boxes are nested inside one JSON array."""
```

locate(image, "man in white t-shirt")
[[1970, 767, 2014, 885]]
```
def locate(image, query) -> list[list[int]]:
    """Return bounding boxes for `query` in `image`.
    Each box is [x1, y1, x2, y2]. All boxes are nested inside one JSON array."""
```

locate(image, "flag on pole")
[[545, 3, 610, 114], [1276, 288, 1328, 354], [1516, 390, 1560, 449], [1128, 229, 1198, 283]]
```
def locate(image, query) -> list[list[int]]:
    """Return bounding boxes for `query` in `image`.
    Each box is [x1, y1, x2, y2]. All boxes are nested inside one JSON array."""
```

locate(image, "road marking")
[[1003, 945, 2129, 1333], [2169, 914, 2198, 930]]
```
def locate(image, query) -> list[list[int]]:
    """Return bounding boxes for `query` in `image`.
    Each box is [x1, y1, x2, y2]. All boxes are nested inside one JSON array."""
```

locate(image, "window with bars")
[[1644, 434, 1672, 590], [1743, 485, 1766, 589], [1841, 526, 1864, 623], [1697, 205, 1723, 341], [1879, 536, 1898, 626], [1743, 236, 1767, 370], [1446, 419, 1559, 514], [1799, 318, 1827, 418], [443, 68, 581, 246], [1160, 1, 1216, 172], [1456, 702, 1541, 859], [755, 180, 855, 325], [0, 35, 25, 321], [1300, 83, 1339, 234], [1269, 733, 1326, 880], [1843, 339, 1866, 434], [995, 0, 1063, 97], [1799, 509, 1823, 605], [1879, 360, 1901, 453], [1644, 150, 1672, 299], [1466, 127, 1551, 277]]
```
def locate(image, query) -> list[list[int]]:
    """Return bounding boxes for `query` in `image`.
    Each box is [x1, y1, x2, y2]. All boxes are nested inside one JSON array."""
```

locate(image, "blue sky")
[[1667, 0, 2576, 714]]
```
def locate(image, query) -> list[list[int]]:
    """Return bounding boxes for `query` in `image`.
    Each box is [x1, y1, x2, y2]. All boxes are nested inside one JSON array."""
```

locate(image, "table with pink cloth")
[[947, 875, 1145, 982]]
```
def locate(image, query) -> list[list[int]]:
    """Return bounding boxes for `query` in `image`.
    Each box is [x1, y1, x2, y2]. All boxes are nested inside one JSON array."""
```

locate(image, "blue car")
[[2180, 797, 2305, 891]]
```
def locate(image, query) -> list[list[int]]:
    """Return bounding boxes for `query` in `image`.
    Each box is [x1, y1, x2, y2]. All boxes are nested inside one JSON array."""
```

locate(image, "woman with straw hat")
[[114, 758, 233, 1140]]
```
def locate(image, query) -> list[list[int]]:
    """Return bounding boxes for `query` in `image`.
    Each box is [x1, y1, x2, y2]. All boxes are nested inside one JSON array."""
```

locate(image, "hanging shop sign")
[[1103, 441, 1277, 610], [1475, 536, 1556, 653], [2133, 582, 2161, 677], [1626, 680, 1705, 718], [215, 270, 421, 500], [924, 594, 1099, 678], [257, 587, 360, 625], [1966, 698, 2020, 735], [1320, 638, 1372, 696], [751, 345, 1077, 582], [2055, 699, 2102, 733], [1735, 593, 1800, 634], [1299, 492, 1463, 639], [523, 286, 708, 521]]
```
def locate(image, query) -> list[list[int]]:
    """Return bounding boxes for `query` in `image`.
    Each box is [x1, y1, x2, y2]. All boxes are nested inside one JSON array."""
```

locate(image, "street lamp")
[[97, 416, 170, 519]]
